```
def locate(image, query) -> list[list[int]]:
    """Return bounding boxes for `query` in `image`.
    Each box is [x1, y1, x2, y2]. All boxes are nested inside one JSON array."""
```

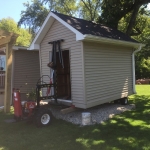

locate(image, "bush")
[[26, 89, 36, 101]]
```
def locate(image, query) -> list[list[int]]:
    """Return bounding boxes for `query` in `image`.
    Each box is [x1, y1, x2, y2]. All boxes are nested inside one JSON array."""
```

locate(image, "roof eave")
[[13, 46, 28, 50], [82, 34, 145, 48]]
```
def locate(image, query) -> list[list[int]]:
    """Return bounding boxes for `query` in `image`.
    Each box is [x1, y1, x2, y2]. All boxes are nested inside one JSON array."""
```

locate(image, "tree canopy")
[[18, 0, 150, 79], [99, 0, 150, 36], [0, 18, 31, 46], [18, 0, 78, 33], [18, 0, 103, 33], [18, 0, 150, 36]]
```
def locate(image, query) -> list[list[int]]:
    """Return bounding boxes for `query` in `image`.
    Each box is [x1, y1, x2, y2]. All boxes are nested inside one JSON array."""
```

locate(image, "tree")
[[99, 1, 150, 79], [18, 0, 78, 34], [134, 17, 150, 79], [118, 10, 149, 36], [118, 15, 150, 79], [18, 0, 49, 34], [99, 0, 150, 36], [18, 0, 103, 34], [19, 0, 150, 37], [78, 0, 102, 21], [0, 18, 31, 46]]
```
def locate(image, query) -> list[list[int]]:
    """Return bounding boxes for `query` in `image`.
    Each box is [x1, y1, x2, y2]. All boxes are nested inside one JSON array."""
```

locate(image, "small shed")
[[29, 12, 144, 109], [0, 46, 40, 106], [12, 46, 40, 101]]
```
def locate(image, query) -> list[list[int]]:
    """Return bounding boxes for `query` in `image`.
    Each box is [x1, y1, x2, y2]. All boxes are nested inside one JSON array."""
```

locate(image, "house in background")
[[0, 46, 40, 106], [0, 47, 6, 106], [29, 12, 144, 109], [0, 47, 6, 87]]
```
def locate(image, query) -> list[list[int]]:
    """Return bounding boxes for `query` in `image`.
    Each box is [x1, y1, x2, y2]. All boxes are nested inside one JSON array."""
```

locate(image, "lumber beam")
[[4, 43, 13, 113], [0, 36, 11, 45], [61, 107, 78, 114], [0, 30, 18, 113], [3, 34, 18, 113]]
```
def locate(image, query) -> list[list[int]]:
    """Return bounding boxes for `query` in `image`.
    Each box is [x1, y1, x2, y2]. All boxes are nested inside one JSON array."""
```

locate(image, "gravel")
[[49, 103, 135, 126]]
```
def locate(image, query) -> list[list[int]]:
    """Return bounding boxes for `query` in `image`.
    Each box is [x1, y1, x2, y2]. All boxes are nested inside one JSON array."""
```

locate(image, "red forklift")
[[13, 40, 64, 127]]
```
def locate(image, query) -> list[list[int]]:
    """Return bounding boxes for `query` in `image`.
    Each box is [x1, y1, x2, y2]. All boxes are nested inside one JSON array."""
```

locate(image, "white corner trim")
[[81, 41, 86, 105], [83, 34, 144, 48], [132, 45, 143, 94]]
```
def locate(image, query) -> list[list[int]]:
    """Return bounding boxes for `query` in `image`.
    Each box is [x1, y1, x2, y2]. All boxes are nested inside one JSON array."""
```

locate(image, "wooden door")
[[56, 50, 71, 100]]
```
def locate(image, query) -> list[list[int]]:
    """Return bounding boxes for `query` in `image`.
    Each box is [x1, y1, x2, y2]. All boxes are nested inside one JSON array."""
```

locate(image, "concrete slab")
[[4, 118, 16, 123]]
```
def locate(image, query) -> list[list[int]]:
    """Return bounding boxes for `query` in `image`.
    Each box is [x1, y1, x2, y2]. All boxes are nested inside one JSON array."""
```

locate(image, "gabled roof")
[[52, 11, 138, 43], [29, 11, 143, 50]]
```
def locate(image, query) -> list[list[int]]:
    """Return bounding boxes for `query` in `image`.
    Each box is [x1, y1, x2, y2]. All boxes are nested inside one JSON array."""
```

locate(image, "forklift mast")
[[36, 39, 64, 108]]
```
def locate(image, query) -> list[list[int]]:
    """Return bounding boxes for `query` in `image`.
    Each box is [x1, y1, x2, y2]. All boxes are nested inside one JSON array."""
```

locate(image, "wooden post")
[[0, 31, 18, 113], [4, 43, 13, 113]]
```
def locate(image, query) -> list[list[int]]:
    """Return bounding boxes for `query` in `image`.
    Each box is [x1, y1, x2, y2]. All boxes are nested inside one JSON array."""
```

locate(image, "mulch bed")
[[136, 79, 150, 84]]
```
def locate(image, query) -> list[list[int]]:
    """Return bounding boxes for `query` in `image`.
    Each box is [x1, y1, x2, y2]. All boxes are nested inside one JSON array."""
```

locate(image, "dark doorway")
[[56, 50, 71, 100]]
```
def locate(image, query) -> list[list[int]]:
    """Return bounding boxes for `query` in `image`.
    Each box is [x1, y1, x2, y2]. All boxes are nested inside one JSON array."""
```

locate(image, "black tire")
[[114, 99, 120, 104], [120, 97, 128, 105], [35, 108, 53, 127]]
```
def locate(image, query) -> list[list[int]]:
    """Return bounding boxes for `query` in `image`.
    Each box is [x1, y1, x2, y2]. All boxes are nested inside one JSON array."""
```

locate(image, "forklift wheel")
[[120, 97, 128, 105], [35, 108, 53, 127]]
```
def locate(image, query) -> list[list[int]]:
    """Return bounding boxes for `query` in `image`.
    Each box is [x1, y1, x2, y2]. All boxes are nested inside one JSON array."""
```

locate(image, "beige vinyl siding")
[[84, 42, 133, 108], [13, 50, 40, 95], [40, 20, 85, 108]]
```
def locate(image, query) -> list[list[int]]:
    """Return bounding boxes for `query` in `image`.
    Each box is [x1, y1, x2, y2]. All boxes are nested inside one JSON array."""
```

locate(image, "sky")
[[0, 0, 31, 22], [0, 0, 150, 24]]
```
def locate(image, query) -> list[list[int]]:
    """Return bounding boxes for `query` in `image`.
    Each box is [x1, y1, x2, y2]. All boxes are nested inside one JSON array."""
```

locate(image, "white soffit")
[[83, 34, 144, 48], [13, 46, 28, 50]]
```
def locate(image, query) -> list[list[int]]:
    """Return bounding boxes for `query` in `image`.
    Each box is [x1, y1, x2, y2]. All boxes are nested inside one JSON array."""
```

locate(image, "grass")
[[136, 85, 150, 95], [0, 85, 150, 150]]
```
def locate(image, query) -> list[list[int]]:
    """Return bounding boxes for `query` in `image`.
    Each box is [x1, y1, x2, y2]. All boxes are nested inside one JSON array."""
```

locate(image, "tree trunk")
[[126, 4, 140, 36]]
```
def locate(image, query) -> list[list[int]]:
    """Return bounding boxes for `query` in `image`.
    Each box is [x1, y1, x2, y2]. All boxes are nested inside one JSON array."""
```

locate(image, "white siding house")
[[29, 11, 144, 109]]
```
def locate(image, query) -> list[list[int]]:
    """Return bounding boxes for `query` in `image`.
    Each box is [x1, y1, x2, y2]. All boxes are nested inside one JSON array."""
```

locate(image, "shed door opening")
[[56, 50, 71, 100]]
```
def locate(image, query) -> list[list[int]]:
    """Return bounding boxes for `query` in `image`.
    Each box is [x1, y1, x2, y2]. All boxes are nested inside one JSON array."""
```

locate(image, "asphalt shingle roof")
[[53, 11, 138, 43]]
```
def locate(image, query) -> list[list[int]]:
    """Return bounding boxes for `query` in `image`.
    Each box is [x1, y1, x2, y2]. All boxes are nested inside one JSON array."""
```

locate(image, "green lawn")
[[0, 85, 150, 150], [136, 85, 150, 95]]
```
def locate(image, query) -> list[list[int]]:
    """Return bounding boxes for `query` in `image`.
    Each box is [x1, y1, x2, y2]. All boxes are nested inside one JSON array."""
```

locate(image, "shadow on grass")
[[75, 95, 150, 150], [0, 95, 150, 150]]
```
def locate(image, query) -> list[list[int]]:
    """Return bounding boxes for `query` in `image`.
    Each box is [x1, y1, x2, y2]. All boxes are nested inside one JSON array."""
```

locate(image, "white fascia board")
[[29, 12, 84, 50], [13, 46, 28, 50], [83, 34, 144, 48], [13, 45, 39, 51], [29, 12, 55, 50], [28, 44, 40, 50]]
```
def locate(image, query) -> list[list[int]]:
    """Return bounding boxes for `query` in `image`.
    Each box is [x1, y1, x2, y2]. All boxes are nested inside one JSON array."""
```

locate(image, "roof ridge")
[[51, 11, 105, 26], [51, 11, 138, 43]]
